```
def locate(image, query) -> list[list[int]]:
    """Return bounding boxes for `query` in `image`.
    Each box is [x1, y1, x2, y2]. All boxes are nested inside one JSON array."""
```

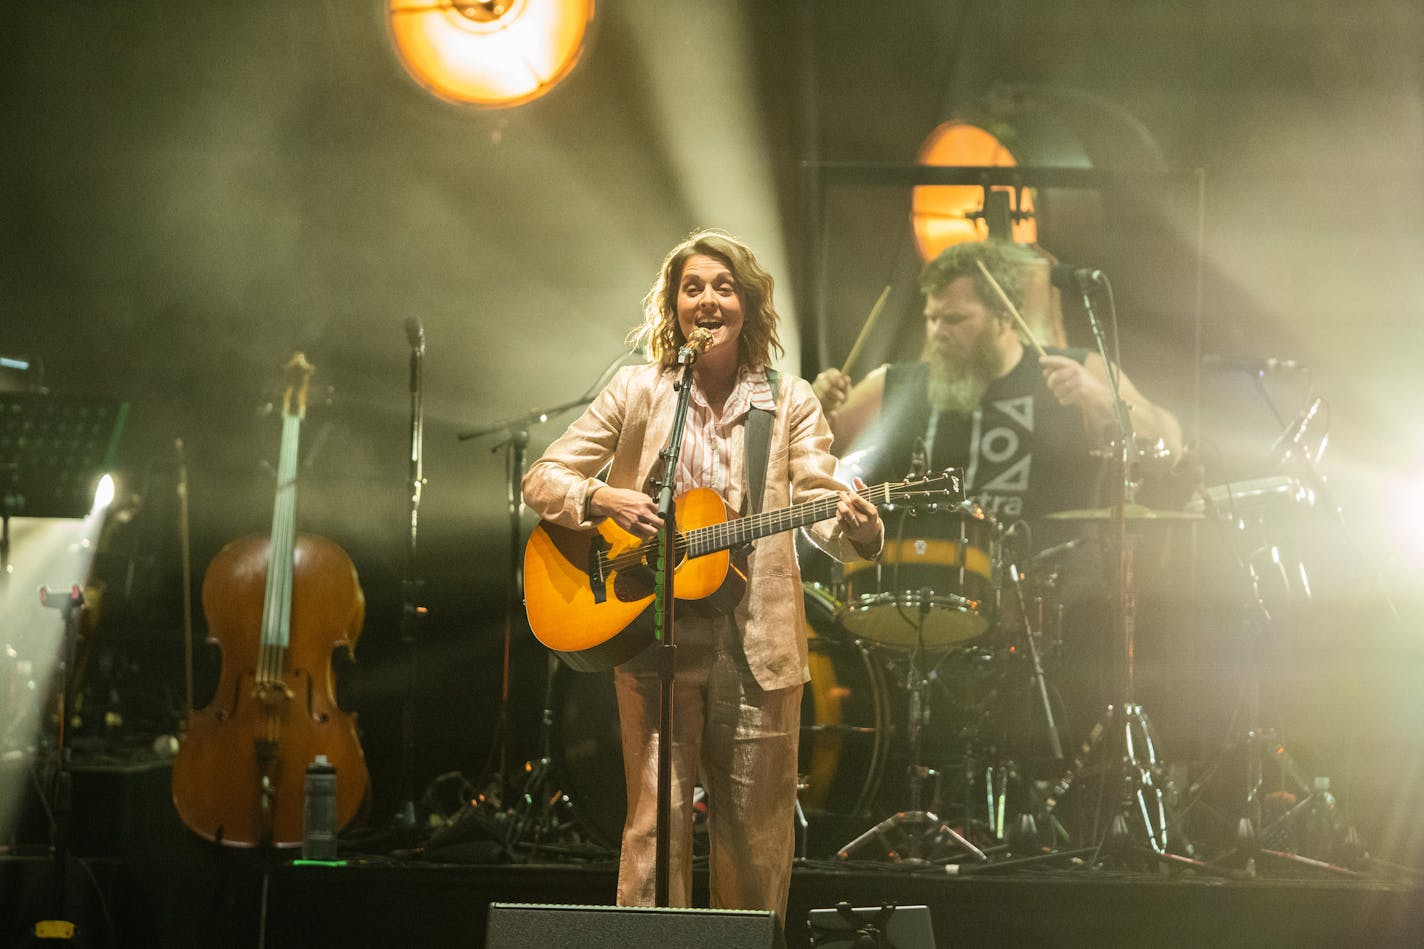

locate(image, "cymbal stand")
[[837, 591, 988, 864]]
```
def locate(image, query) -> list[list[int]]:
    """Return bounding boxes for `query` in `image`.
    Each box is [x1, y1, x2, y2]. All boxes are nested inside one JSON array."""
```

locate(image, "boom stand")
[[1040, 276, 1210, 872], [459, 402, 579, 811], [837, 592, 988, 864], [453, 346, 640, 853], [392, 320, 427, 832]]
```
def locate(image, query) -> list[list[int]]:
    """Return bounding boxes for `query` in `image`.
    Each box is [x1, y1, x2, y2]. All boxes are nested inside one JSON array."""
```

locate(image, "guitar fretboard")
[[684, 482, 896, 558], [598, 474, 959, 575]]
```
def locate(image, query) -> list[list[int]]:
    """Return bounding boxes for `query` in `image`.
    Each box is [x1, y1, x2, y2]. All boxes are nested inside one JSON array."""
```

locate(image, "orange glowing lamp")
[[912, 121, 1038, 260], [388, 0, 594, 108]]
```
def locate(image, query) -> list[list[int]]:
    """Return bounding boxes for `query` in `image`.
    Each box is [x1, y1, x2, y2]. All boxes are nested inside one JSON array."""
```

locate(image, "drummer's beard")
[[923, 329, 996, 416]]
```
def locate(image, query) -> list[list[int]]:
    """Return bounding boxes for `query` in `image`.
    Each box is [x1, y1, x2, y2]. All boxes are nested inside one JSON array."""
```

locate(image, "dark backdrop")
[[4, 0, 1422, 864]]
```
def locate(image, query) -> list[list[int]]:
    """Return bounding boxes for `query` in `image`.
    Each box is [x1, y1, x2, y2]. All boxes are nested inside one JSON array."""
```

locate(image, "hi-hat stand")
[[837, 590, 989, 865]]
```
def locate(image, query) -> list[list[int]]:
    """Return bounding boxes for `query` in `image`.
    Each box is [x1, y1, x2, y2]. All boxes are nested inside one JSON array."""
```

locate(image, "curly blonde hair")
[[629, 229, 784, 370]]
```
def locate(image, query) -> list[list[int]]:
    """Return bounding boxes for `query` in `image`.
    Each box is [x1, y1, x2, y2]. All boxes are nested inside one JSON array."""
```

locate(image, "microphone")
[[677, 327, 715, 362], [405, 316, 425, 352], [1030, 538, 1085, 566], [1049, 264, 1105, 292], [1202, 353, 1304, 373]]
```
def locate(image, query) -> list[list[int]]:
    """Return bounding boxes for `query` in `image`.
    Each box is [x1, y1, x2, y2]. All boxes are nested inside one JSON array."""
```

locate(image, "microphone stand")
[[28, 585, 86, 940], [650, 343, 702, 906], [1045, 275, 1220, 873], [455, 348, 636, 841], [392, 322, 426, 832]]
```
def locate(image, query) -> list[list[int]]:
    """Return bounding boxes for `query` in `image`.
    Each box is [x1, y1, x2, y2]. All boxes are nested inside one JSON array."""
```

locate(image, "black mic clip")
[[1049, 264, 1105, 293], [405, 316, 425, 353]]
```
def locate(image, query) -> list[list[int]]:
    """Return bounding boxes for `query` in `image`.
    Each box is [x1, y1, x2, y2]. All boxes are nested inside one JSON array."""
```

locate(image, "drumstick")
[[840, 285, 892, 376], [974, 259, 1047, 358]]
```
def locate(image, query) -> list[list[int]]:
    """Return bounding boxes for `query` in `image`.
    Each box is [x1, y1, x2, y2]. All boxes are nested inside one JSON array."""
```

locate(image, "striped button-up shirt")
[[674, 367, 776, 513]]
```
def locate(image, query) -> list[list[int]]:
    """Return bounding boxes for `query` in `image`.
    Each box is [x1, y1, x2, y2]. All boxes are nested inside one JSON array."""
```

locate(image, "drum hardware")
[[1185, 390, 1388, 875], [839, 499, 999, 649], [835, 591, 989, 865], [1006, 562, 1064, 762], [1039, 466, 1186, 863], [1184, 460, 1362, 876], [946, 560, 1072, 855]]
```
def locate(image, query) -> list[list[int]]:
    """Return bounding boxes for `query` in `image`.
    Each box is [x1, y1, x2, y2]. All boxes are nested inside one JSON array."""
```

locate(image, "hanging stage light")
[[911, 120, 1039, 260], [387, 0, 594, 108]]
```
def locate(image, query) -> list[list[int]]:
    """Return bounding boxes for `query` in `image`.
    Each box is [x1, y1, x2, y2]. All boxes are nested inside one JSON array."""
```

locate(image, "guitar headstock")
[[280, 352, 316, 420], [885, 467, 964, 504]]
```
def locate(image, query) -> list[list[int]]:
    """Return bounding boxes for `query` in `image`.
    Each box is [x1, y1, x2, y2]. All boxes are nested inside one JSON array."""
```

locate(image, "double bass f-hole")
[[171, 352, 370, 848]]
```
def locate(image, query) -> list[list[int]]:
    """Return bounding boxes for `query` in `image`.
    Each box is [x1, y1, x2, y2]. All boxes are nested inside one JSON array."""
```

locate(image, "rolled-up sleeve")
[[784, 377, 883, 563]]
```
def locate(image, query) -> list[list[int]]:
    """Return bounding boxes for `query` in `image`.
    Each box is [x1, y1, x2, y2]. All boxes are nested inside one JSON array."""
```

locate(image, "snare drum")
[[551, 585, 890, 847], [839, 502, 1000, 648]]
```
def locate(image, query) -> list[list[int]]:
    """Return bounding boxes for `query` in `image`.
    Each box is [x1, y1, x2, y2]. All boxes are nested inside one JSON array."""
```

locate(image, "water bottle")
[[302, 754, 338, 860]]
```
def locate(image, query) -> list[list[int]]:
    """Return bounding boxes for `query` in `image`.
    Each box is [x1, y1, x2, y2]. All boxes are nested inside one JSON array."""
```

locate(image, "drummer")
[[812, 240, 1183, 539]]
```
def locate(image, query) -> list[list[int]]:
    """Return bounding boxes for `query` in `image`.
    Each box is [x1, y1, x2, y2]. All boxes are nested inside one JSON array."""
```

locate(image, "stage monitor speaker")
[[486, 902, 785, 949], [806, 903, 937, 948]]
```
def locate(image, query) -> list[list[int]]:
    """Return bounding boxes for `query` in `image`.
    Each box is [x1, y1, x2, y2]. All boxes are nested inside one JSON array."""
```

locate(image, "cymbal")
[[1045, 503, 1204, 521]]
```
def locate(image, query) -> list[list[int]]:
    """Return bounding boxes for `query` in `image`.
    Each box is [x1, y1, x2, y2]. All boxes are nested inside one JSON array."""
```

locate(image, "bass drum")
[[551, 584, 891, 848]]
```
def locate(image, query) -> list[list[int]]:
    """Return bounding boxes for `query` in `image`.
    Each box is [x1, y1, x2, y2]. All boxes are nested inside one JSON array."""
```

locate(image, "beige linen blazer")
[[522, 362, 875, 691]]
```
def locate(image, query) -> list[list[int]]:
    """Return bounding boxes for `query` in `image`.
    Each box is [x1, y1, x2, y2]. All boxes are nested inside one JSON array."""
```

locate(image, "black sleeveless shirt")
[[855, 347, 1105, 537]]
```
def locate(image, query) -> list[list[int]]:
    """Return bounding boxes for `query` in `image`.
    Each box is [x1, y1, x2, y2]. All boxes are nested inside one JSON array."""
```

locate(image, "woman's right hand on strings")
[[812, 368, 851, 414], [589, 486, 664, 538]]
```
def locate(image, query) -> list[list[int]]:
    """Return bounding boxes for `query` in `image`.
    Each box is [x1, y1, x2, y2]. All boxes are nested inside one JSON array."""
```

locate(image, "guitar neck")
[[684, 482, 896, 557]]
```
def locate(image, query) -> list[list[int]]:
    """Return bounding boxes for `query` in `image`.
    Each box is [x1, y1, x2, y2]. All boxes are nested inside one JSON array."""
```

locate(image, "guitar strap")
[[744, 368, 779, 517]]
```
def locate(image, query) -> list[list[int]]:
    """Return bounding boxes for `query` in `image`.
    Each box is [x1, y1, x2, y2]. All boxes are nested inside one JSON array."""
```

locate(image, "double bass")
[[172, 353, 369, 847]]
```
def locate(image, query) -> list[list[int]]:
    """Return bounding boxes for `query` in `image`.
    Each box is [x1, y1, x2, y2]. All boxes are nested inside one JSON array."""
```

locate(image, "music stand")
[[0, 394, 129, 580]]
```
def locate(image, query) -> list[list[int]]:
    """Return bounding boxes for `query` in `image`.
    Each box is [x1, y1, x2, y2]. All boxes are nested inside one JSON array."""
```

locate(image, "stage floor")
[[269, 858, 1423, 948], [5, 822, 1424, 947], [4, 756, 1424, 947]]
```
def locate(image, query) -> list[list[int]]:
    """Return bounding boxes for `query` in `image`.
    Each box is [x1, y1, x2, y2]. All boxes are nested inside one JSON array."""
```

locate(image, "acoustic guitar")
[[523, 471, 962, 672]]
